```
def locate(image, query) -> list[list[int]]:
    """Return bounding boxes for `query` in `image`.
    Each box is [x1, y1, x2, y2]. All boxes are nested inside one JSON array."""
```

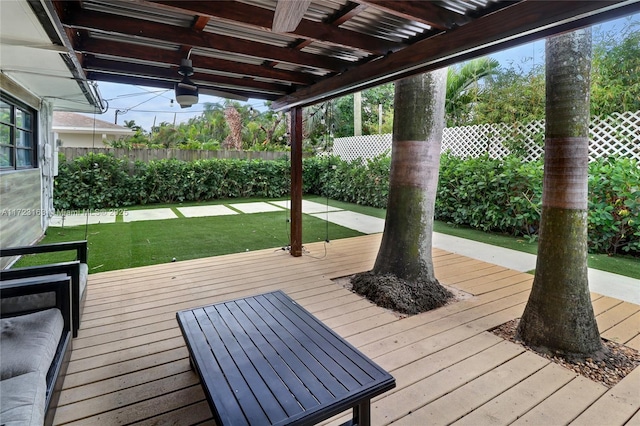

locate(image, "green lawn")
[[15, 197, 640, 279], [16, 207, 362, 273]]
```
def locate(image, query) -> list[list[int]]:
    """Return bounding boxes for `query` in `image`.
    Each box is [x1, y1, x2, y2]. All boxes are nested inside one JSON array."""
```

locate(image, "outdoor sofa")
[[1, 240, 88, 337], [0, 274, 73, 425]]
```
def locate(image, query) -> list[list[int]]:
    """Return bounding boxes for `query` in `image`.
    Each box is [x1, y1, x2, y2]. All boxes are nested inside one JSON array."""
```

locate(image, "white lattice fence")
[[332, 110, 640, 163], [332, 133, 392, 163], [590, 111, 640, 160]]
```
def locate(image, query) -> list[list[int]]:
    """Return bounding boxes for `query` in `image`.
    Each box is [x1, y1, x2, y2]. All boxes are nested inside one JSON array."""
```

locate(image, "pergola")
[[32, 0, 640, 255]]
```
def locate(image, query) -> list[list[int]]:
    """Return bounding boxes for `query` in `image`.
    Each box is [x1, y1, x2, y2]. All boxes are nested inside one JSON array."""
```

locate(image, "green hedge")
[[54, 153, 639, 256], [54, 153, 291, 208], [304, 154, 639, 256]]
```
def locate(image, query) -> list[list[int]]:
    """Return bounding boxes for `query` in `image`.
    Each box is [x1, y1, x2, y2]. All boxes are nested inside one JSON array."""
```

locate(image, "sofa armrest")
[[1, 261, 84, 337], [1, 240, 88, 264], [1, 275, 72, 334], [1, 275, 73, 426]]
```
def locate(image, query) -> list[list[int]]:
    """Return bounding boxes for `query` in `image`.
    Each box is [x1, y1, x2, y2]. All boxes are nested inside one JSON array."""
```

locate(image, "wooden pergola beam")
[[289, 107, 303, 257]]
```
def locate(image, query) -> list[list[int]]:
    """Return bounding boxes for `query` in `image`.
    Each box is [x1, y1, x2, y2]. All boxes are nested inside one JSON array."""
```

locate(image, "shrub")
[[55, 153, 639, 256], [54, 153, 137, 209], [436, 153, 542, 238], [588, 157, 640, 255], [55, 154, 290, 208]]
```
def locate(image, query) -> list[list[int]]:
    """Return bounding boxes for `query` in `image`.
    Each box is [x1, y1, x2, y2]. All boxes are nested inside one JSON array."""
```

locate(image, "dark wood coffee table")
[[176, 290, 395, 426]]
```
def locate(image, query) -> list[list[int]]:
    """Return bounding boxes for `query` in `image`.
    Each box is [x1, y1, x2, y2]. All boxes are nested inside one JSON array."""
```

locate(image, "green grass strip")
[[13, 197, 639, 279]]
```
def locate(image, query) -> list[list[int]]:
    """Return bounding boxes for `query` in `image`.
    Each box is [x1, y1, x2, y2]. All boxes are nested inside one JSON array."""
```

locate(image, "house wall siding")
[[1, 83, 55, 269], [56, 132, 116, 148], [0, 169, 43, 268]]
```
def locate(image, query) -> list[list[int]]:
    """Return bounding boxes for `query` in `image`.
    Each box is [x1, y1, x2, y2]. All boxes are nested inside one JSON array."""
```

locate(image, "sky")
[[86, 13, 638, 133]]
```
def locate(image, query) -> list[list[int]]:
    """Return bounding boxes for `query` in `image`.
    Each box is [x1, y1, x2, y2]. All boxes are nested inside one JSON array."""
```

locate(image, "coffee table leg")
[[353, 399, 371, 426]]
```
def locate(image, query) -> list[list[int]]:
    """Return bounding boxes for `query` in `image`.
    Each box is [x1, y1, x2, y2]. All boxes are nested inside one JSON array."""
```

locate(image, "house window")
[[0, 93, 37, 170]]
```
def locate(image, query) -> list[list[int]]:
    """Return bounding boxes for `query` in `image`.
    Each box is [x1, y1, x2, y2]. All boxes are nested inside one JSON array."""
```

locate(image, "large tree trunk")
[[351, 69, 452, 315], [374, 69, 447, 282], [517, 28, 604, 358]]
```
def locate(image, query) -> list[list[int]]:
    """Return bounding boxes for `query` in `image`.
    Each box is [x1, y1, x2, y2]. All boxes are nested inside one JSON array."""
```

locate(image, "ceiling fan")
[[272, 0, 312, 33], [174, 57, 248, 107], [174, 58, 199, 108]]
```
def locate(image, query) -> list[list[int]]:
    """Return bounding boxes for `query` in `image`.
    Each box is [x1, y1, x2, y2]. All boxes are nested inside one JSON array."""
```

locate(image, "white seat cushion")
[[1, 308, 63, 380], [0, 371, 47, 426]]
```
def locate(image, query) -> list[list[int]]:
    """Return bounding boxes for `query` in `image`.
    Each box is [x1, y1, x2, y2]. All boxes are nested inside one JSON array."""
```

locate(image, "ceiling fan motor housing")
[[175, 58, 198, 108], [178, 58, 194, 76]]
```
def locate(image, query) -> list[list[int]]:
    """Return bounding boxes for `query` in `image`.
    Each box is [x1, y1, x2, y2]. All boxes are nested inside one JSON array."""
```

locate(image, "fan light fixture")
[[175, 58, 198, 108]]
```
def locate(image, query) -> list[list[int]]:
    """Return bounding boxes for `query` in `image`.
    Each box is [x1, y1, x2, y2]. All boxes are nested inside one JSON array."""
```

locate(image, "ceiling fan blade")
[[177, 81, 198, 91], [272, 0, 312, 33], [199, 87, 249, 102]]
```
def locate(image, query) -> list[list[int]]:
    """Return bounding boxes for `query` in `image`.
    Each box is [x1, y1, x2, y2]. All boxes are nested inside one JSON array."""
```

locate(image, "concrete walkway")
[[50, 200, 639, 304]]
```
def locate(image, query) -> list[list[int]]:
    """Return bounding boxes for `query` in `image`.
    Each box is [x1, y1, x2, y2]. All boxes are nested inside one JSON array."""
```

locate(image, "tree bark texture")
[[517, 28, 603, 358], [373, 68, 447, 282]]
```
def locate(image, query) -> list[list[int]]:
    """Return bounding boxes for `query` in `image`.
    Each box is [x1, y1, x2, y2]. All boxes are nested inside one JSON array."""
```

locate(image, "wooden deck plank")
[[461, 273, 533, 296], [626, 334, 640, 351], [596, 302, 640, 333], [131, 400, 213, 425], [601, 311, 640, 345], [394, 350, 549, 425], [511, 376, 607, 426], [570, 366, 640, 426], [592, 296, 625, 314], [370, 341, 526, 424], [51, 235, 639, 426], [451, 363, 576, 425]]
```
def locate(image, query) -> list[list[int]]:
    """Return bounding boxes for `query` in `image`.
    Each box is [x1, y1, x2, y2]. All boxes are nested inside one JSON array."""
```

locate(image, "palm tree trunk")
[[373, 69, 447, 284], [517, 28, 603, 358]]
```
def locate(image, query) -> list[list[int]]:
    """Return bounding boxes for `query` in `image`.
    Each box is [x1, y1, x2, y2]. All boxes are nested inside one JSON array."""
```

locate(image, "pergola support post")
[[290, 106, 303, 257]]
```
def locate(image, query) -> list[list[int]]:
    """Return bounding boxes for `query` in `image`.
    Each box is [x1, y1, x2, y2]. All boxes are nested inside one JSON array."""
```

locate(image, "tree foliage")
[[591, 21, 640, 116], [446, 57, 500, 126]]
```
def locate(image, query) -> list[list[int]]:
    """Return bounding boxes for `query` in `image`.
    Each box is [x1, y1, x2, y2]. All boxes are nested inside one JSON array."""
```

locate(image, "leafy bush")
[[436, 153, 543, 238], [55, 154, 290, 208], [55, 152, 639, 256], [303, 154, 391, 208], [588, 157, 640, 255], [54, 153, 138, 209]]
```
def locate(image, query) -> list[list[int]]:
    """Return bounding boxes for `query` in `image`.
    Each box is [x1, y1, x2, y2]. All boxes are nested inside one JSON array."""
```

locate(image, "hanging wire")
[[303, 99, 335, 260], [84, 112, 99, 241]]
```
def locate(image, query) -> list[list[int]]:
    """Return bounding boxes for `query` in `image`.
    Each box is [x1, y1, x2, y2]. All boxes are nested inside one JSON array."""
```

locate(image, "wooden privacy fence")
[[333, 110, 640, 163], [58, 148, 291, 163]]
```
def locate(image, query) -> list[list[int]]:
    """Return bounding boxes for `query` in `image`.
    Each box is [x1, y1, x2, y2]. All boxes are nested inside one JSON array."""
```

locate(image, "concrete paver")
[[270, 200, 343, 214], [178, 205, 238, 218], [123, 208, 178, 222], [229, 202, 285, 214], [50, 212, 116, 227], [309, 211, 385, 234]]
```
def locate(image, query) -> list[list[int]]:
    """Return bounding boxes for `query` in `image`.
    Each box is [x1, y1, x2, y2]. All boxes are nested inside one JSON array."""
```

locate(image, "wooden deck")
[[53, 234, 640, 425]]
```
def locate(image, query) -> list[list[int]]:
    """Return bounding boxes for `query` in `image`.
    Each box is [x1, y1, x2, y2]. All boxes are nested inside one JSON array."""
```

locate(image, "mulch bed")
[[491, 318, 640, 388], [349, 271, 455, 315]]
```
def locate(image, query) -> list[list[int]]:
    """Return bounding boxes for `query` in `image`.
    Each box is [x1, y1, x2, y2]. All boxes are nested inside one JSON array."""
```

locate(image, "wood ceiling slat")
[[48, 0, 640, 109], [327, 2, 369, 26], [78, 39, 318, 86], [63, 9, 352, 72], [85, 72, 280, 101], [271, 0, 639, 110], [354, 0, 470, 30], [83, 57, 291, 95], [152, 0, 401, 55]]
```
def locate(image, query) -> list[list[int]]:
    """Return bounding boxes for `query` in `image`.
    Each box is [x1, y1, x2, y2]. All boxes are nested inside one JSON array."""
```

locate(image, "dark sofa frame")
[[1, 274, 73, 426], [1, 241, 88, 337]]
